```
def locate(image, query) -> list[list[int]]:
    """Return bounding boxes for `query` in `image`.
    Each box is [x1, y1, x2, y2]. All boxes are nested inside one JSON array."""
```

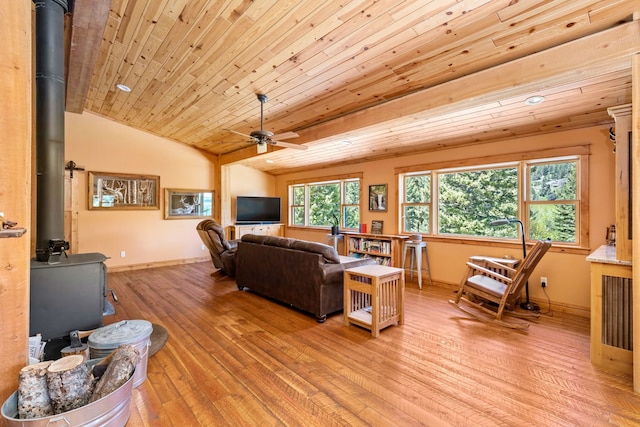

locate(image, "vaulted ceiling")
[[65, 0, 639, 175]]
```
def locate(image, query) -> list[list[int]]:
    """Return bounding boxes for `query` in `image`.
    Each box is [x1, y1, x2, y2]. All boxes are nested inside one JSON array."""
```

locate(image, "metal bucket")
[[1, 368, 135, 427], [88, 320, 152, 388]]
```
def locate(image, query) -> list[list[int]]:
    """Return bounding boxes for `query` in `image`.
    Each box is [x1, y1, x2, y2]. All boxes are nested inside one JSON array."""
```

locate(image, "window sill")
[[421, 234, 591, 255]]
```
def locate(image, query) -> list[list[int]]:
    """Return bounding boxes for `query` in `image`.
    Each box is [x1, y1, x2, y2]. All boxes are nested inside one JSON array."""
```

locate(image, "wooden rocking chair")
[[448, 239, 551, 329]]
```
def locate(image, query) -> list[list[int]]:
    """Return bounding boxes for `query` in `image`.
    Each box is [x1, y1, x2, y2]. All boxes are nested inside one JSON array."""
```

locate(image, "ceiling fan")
[[227, 94, 307, 153]]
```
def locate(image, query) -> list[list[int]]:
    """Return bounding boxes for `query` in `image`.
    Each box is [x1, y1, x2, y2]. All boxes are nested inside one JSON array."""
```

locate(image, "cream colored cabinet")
[[607, 104, 632, 261], [230, 224, 284, 239]]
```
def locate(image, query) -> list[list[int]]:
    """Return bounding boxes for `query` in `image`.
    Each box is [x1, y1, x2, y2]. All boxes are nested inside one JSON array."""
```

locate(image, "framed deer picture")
[[164, 188, 214, 219], [88, 172, 160, 210]]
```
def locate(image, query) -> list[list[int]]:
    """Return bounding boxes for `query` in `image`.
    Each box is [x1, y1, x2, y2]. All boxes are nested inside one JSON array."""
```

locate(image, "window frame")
[[396, 146, 589, 249], [525, 158, 581, 244], [401, 172, 432, 234], [287, 173, 363, 231]]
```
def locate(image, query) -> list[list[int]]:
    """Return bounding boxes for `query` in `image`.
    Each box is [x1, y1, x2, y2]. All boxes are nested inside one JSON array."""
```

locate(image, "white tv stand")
[[230, 223, 284, 240]]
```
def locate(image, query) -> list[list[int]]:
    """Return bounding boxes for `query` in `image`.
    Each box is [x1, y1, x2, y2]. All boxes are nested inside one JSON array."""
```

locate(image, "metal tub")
[[88, 320, 152, 388], [1, 368, 135, 427]]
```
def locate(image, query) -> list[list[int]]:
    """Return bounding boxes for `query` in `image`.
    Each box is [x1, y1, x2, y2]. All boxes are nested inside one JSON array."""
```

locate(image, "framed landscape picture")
[[89, 172, 159, 210], [164, 188, 214, 219]]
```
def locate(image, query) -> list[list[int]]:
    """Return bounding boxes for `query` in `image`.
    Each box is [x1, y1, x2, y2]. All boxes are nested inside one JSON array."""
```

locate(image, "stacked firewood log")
[[17, 344, 139, 419]]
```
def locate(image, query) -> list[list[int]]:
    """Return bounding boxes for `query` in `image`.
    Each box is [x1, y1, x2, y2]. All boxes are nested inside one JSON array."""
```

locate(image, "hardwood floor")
[[106, 262, 640, 426]]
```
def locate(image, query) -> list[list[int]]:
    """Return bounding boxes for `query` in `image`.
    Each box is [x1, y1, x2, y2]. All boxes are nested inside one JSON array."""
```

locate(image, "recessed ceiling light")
[[116, 84, 131, 92], [524, 95, 545, 105], [266, 159, 275, 164], [341, 140, 352, 146]]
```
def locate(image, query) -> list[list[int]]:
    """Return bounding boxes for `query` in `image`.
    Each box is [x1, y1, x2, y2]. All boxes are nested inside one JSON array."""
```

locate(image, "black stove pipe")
[[34, 0, 69, 262]]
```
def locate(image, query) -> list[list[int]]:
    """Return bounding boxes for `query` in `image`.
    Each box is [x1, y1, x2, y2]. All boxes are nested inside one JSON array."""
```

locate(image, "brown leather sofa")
[[235, 234, 375, 322]]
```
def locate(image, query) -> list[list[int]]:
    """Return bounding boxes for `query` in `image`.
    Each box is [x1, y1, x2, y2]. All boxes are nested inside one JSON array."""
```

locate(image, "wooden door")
[[64, 170, 79, 253]]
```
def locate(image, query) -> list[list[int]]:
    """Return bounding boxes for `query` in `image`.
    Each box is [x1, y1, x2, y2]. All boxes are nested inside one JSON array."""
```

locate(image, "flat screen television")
[[235, 196, 281, 224]]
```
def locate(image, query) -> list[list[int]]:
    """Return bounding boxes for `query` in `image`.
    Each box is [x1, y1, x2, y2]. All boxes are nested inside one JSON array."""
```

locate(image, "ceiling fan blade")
[[226, 129, 252, 139], [273, 140, 308, 150], [272, 131, 299, 140]]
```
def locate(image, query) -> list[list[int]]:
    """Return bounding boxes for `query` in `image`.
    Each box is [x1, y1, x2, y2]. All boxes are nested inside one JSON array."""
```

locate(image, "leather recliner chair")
[[196, 219, 239, 277]]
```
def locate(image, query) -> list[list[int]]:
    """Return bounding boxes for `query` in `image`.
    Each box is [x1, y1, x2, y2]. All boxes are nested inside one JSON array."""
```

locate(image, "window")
[[399, 154, 584, 245], [438, 166, 518, 237], [291, 185, 305, 226], [527, 161, 578, 243], [289, 178, 360, 229], [402, 173, 431, 233]]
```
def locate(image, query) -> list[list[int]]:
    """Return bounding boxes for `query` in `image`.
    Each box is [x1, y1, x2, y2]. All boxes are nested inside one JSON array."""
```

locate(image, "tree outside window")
[[309, 183, 340, 226], [528, 161, 577, 243], [289, 178, 360, 229], [399, 155, 582, 244], [291, 185, 305, 226], [403, 174, 431, 233], [343, 180, 360, 229], [438, 167, 518, 237]]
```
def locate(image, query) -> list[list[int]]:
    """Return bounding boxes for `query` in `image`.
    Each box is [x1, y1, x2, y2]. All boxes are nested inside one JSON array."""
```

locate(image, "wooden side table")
[[343, 265, 405, 337]]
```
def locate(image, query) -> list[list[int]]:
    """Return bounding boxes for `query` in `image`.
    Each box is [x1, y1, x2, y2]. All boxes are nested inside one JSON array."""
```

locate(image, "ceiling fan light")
[[257, 144, 267, 154]]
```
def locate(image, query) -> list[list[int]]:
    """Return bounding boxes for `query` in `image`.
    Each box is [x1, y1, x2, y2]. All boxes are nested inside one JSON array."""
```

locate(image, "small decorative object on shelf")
[[0, 212, 26, 238], [371, 220, 383, 234], [606, 224, 616, 246]]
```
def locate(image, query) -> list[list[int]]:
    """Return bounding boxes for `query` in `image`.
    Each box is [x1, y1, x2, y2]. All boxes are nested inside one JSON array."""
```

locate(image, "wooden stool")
[[402, 241, 432, 289], [344, 265, 405, 337]]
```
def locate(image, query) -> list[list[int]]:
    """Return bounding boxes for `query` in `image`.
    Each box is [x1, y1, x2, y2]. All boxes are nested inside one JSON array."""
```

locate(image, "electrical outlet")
[[540, 276, 547, 288], [120, 251, 126, 258]]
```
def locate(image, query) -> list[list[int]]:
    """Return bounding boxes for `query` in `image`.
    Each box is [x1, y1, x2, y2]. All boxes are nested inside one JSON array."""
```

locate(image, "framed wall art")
[[164, 188, 214, 219], [368, 184, 388, 212], [371, 220, 384, 234], [88, 171, 159, 210]]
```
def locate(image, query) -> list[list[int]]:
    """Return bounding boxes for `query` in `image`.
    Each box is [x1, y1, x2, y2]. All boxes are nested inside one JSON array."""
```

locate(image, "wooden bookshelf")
[[343, 232, 409, 267]]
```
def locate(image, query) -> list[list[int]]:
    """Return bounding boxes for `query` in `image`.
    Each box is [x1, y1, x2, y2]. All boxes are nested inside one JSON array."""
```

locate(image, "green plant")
[[331, 214, 340, 227]]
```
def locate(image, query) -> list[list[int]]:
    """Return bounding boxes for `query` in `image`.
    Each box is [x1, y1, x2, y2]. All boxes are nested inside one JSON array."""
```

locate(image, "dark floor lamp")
[[490, 218, 540, 312]]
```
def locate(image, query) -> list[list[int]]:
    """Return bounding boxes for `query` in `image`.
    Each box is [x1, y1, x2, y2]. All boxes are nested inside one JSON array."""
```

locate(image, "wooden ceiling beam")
[[65, 0, 111, 113]]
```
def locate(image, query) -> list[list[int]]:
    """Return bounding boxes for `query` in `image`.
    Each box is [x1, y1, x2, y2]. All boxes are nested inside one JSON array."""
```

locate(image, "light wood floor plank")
[[106, 262, 640, 426]]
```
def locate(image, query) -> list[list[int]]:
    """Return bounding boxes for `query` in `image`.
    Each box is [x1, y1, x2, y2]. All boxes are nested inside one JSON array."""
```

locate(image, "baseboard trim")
[[108, 257, 209, 273]]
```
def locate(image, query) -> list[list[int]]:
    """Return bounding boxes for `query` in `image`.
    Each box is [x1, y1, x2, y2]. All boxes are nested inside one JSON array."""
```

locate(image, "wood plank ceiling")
[[66, 0, 639, 175]]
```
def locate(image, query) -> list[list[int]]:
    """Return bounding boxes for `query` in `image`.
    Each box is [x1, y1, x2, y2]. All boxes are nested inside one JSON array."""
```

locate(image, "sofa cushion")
[[241, 234, 268, 244], [240, 234, 340, 263], [290, 240, 340, 264], [241, 234, 297, 248]]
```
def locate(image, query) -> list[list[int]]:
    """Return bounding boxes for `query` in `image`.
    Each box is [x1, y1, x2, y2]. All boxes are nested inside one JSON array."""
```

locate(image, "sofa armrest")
[[321, 257, 376, 284]]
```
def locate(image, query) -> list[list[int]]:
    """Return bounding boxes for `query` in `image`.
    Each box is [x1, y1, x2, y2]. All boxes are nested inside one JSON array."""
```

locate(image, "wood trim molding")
[[631, 53, 640, 393], [286, 172, 363, 186], [1, 0, 32, 406], [394, 145, 591, 174], [108, 257, 210, 273]]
